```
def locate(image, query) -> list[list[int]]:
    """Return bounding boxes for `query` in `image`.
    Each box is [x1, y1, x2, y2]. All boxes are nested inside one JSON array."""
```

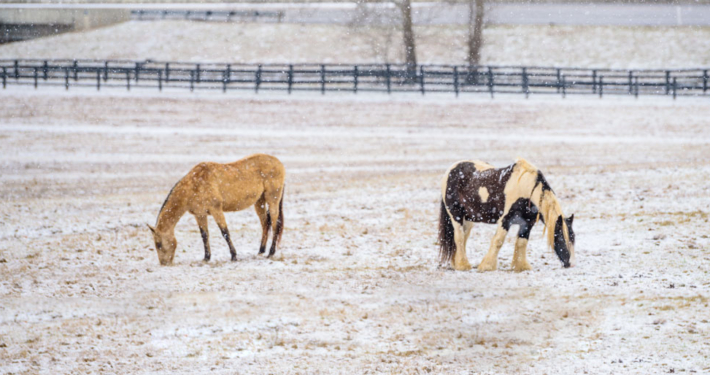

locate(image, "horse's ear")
[[567, 214, 574, 225], [147, 224, 156, 234]]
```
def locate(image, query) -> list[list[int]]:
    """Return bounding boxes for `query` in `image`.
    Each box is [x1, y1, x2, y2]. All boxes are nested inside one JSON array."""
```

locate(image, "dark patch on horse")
[[501, 198, 539, 239], [157, 180, 180, 225], [444, 162, 514, 226], [536, 171, 553, 193], [553, 216, 571, 268], [220, 227, 237, 261], [200, 227, 211, 261]]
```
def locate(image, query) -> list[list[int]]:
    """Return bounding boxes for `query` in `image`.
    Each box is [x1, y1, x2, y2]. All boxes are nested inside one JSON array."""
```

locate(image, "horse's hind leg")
[[211, 209, 237, 261], [451, 221, 472, 271], [478, 225, 508, 272], [265, 185, 284, 259], [254, 195, 271, 255], [196, 214, 211, 261]]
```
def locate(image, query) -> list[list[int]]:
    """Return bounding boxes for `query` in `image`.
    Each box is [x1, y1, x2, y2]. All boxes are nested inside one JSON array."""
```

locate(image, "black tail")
[[274, 185, 285, 246], [438, 200, 456, 265]]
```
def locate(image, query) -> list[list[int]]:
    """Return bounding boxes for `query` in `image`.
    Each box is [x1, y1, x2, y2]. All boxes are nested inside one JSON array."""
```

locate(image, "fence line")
[[1, 59, 708, 99], [130, 9, 284, 23]]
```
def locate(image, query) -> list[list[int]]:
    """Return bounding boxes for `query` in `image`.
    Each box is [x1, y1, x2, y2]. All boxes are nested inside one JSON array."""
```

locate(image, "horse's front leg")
[[211, 209, 237, 261], [196, 215, 211, 262], [478, 224, 508, 272], [512, 223, 533, 272]]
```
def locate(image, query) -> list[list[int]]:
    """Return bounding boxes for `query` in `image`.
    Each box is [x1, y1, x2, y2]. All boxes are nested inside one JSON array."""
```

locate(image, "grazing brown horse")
[[148, 154, 285, 266], [439, 158, 575, 272]]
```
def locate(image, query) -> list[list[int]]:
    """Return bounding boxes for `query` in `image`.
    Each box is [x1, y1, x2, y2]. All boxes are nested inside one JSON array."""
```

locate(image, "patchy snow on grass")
[[0, 89, 709, 373], [1, 20, 709, 68]]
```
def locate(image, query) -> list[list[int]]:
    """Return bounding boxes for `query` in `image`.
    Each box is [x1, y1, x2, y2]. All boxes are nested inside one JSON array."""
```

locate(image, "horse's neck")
[[156, 194, 186, 233]]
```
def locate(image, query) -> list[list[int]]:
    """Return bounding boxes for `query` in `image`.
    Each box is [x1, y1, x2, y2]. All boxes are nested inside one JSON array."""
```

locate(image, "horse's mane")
[[515, 158, 571, 250], [157, 180, 180, 226]]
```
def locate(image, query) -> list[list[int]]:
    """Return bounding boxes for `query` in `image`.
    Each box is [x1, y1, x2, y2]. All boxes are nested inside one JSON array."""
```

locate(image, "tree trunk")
[[399, 0, 417, 79], [467, 0, 484, 66]]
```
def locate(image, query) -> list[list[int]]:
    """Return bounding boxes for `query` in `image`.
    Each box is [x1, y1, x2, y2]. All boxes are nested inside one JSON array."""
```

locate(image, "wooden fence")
[[130, 10, 284, 23], [1, 59, 708, 99]]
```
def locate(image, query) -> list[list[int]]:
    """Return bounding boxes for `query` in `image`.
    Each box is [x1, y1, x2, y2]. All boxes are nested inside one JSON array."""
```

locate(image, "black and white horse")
[[438, 158, 575, 272]]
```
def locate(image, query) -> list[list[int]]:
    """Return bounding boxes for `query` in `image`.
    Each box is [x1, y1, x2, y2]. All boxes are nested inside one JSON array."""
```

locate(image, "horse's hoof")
[[203, 257, 210, 262], [512, 262, 532, 273], [453, 263, 472, 271], [230, 257, 237, 262], [477, 262, 497, 272]]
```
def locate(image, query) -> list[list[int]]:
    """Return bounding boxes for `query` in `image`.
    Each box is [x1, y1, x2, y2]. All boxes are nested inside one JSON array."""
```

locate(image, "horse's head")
[[553, 214, 575, 268], [147, 225, 177, 266]]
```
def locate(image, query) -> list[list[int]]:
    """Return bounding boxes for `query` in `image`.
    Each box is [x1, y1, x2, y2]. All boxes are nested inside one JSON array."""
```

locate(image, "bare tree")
[[394, 0, 417, 75], [467, 0, 485, 66]]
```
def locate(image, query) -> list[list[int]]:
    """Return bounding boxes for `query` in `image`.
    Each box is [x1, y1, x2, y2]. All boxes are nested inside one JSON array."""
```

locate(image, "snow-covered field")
[[0, 88, 709, 373], [1, 20, 710, 68]]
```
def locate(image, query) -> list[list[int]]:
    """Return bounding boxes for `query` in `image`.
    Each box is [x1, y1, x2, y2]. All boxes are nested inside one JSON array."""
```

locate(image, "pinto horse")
[[439, 158, 575, 272], [148, 154, 285, 266]]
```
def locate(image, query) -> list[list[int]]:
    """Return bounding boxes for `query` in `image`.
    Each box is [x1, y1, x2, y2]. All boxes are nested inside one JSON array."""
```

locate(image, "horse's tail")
[[438, 200, 456, 266], [273, 184, 285, 246]]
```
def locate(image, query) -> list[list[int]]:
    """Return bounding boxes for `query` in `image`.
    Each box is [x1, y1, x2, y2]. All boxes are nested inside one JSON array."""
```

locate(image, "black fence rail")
[[1, 59, 708, 99], [130, 9, 284, 23]]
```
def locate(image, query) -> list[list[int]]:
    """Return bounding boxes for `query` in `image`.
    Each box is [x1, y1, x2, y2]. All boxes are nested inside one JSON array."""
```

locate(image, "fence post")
[[386, 64, 391, 94], [3, 67, 7, 89], [190, 70, 194, 92], [196, 64, 201, 83], [419, 66, 425, 95], [665, 70, 670, 95], [223, 65, 230, 93], [14, 60, 19, 80], [592, 70, 597, 93], [165, 63, 170, 82], [556, 69, 561, 93], [703, 70, 708, 93], [522, 67, 529, 98], [453, 66, 459, 97], [287, 64, 293, 94], [635, 77, 639, 98], [561, 75, 566, 98], [34, 67, 38, 89], [673, 77, 677, 100], [104, 61, 109, 81], [599, 76, 603, 98], [320, 64, 326, 95], [43, 60, 48, 80], [65, 68, 69, 90], [487, 67, 494, 98], [96, 69, 100, 91], [135, 62, 140, 82], [73, 60, 78, 81], [628, 71, 633, 95], [255, 65, 262, 93], [353, 65, 358, 94], [158, 70, 162, 91], [126, 70, 130, 91]]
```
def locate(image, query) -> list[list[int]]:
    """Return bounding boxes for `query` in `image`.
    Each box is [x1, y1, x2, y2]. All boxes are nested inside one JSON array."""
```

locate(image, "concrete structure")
[[1, 9, 129, 43]]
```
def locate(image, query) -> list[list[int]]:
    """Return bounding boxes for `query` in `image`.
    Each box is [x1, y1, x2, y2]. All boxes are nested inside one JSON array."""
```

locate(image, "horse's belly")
[[221, 188, 262, 212]]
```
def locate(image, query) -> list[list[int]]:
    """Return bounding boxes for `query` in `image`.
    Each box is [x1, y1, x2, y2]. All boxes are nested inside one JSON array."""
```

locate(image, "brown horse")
[[148, 154, 285, 266]]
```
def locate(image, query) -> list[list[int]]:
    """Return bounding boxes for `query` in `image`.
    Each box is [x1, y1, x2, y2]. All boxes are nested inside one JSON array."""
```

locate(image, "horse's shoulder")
[[514, 157, 539, 174], [470, 160, 495, 171]]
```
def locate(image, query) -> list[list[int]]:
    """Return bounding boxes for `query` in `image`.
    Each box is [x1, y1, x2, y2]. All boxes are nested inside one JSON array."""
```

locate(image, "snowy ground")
[[0, 88, 709, 373], [1, 20, 710, 68]]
